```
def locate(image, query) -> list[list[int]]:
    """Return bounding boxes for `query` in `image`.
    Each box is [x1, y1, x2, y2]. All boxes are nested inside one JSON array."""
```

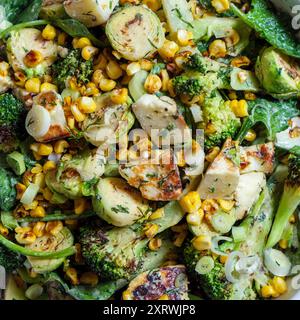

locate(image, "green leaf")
[[236, 98, 300, 142], [290, 146, 300, 156], [15, 0, 43, 23], [231, 1, 300, 58], [50, 19, 105, 48], [1, 0, 32, 23], [0, 211, 19, 230]]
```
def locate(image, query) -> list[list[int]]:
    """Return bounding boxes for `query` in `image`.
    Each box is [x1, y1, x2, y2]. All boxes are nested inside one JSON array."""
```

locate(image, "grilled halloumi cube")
[[234, 172, 266, 220], [240, 142, 275, 174], [25, 90, 69, 142], [132, 94, 192, 146], [197, 139, 240, 199], [119, 148, 182, 201], [124, 265, 189, 300]]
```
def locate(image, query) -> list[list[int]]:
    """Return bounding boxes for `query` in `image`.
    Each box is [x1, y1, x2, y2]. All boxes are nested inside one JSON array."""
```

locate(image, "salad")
[[0, 0, 299, 301]]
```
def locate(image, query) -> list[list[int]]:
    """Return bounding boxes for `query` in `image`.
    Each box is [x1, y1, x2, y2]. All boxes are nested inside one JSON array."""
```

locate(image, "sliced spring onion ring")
[[211, 212, 235, 234], [264, 248, 291, 277], [20, 183, 40, 205], [195, 256, 215, 275], [235, 255, 260, 275], [211, 236, 232, 256], [225, 251, 247, 283], [0, 234, 76, 258]]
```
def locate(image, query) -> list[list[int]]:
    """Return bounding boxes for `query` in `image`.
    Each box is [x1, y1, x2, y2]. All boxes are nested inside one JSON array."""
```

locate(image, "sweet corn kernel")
[[244, 92, 256, 101], [41, 82, 58, 92], [160, 69, 170, 92], [54, 140, 69, 154], [37, 143, 53, 156], [211, 0, 230, 13], [148, 238, 162, 251], [202, 199, 219, 213], [192, 235, 212, 251], [76, 37, 92, 49], [31, 164, 42, 174], [205, 146, 220, 163], [43, 161, 56, 173], [92, 70, 105, 86], [67, 116, 75, 129], [158, 40, 179, 60], [99, 78, 116, 91], [80, 272, 99, 286], [74, 198, 87, 215], [15, 226, 31, 234], [0, 223, 8, 236], [23, 200, 38, 211], [224, 29, 240, 48], [209, 40, 227, 58], [94, 53, 108, 70], [149, 208, 164, 220], [158, 294, 169, 300], [145, 224, 159, 238], [111, 88, 128, 104], [261, 285, 277, 298], [82, 46, 98, 61], [16, 183, 26, 200], [42, 188, 53, 201], [42, 25, 56, 40], [230, 99, 248, 118], [15, 231, 36, 245], [271, 277, 287, 295], [179, 191, 201, 214], [176, 29, 194, 46], [174, 231, 188, 247], [122, 290, 132, 300], [65, 267, 79, 285], [25, 78, 41, 93], [126, 62, 141, 76], [279, 239, 288, 249], [218, 199, 235, 212], [14, 71, 27, 87], [32, 172, 45, 189], [46, 221, 63, 236], [244, 129, 257, 142], [143, 0, 161, 11], [23, 50, 43, 68], [0, 61, 9, 77], [30, 206, 46, 218], [186, 208, 204, 226], [71, 104, 86, 122], [57, 32, 67, 46], [205, 123, 217, 134], [78, 97, 97, 114], [32, 221, 46, 238], [140, 59, 153, 71], [106, 60, 123, 79], [144, 74, 162, 93], [220, 255, 228, 264], [231, 56, 251, 68]]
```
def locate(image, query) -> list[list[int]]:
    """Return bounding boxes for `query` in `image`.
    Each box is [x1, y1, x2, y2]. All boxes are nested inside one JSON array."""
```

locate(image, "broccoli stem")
[[0, 234, 76, 258], [266, 186, 300, 248]]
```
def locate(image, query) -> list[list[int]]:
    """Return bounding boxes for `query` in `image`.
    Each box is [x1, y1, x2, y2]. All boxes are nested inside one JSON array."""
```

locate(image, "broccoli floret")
[[52, 49, 93, 91], [267, 155, 300, 248], [184, 188, 274, 300], [0, 167, 18, 211], [79, 202, 184, 280], [202, 92, 240, 149], [0, 244, 24, 272], [0, 93, 25, 153]]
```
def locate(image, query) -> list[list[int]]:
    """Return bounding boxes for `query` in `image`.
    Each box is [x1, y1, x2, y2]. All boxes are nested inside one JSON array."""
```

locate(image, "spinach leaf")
[[290, 146, 300, 156], [15, 0, 43, 23], [236, 98, 300, 142], [0, 167, 18, 211], [1, 0, 42, 23], [231, 0, 300, 58], [51, 19, 105, 48]]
